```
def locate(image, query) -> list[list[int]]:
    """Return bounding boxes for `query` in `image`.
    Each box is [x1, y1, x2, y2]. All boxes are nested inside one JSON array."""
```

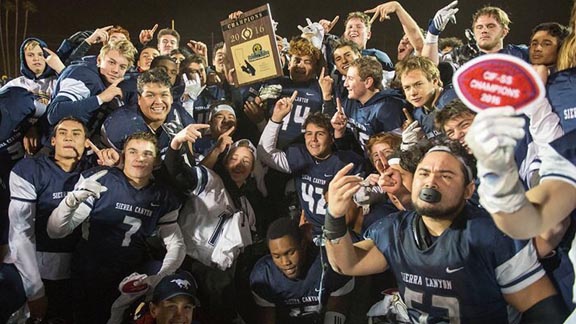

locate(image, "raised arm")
[[324, 163, 388, 276], [421, 1, 459, 65], [257, 91, 298, 173]]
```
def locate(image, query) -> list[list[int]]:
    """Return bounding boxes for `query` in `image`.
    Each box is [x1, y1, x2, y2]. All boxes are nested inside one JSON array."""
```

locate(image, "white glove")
[[65, 170, 108, 208], [400, 120, 422, 151], [465, 107, 529, 214], [428, 1, 459, 36], [183, 73, 205, 101], [298, 18, 325, 49], [258, 84, 283, 101]]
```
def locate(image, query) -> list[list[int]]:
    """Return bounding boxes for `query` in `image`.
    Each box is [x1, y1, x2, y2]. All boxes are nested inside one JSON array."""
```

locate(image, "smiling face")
[[344, 17, 371, 49], [288, 54, 315, 83], [123, 138, 157, 186], [411, 152, 473, 219], [150, 295, 195, 324], [333, 45, 361, 75], [51, 119, 87, 161], [304, 123, 333, 160], [225, 146, 254, 187], [24, 44, 46, 77], [344, 66, 371, 103], [397, 34, 415, 61], [443, 114, 475, 153], [269, 234, 304, 279], [210, 110, 236, 138], [530, 30, 560, 66], [400, 69, 438, 108], [138, 82, 173, 130], [98, 49, 130, 84], [473, 15, 508, 53]]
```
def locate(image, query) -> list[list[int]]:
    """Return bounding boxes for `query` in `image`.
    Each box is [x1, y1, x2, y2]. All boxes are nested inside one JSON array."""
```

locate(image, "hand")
[[65, 170, 109, 208], [401, 120, 423, 151], [97, 78, 124, 103], [327, 163, 363, 216], [331, 98, 347, 138], [23, 125, 40, 155], [465, 107, 528, 213], [318, 15, 339, 34], [88, 139, 120, 167], [225, 67, 236, 86], [119, 272, 149, 295], [318, 67, 334, 100], [373, 150, 389, 174], [378, 167, 402, 195], [243, 97, 266, 124], [364, 1, 401, 23], [182, 73, 205, 101], [42, 47, 65, 74], [27, 295, 48, 321], [465, 107, 525, 170], [85, 25, 113, 45], [271, 91, 298, 123], [139, 23, 158, 45], [215, 126, 235, 154], [298, 18, 325, 49], [171, 123, 210, 150], [228, 11, 244, 20], [428, 1, 459, 35], [187, 40, 208, 59]]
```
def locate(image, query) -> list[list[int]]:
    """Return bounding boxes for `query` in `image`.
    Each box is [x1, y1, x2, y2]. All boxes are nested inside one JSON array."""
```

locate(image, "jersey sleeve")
[[8, 160, 44, 299], [249, 257, 277, 307], [46, 71, 101, 125], [257, 120, 291, 173], [538, 132, 576, 187]]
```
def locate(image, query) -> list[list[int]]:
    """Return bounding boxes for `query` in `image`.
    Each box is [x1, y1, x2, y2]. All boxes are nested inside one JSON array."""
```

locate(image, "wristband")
[[425, 33, 439, 44], [324, 210, 347, 240]]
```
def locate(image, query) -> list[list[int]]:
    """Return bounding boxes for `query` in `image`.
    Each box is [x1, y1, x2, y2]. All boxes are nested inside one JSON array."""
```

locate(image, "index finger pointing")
[[151, 23, 158, 33], [402, 108, 414, 123], [330, 15, 340, 28], [89, 170, 109, 181], [320, 66, 325, 77], [289, 90, 298, 103], [223, 126, 236, 136], [192, 123, 211, 130], [86, 139, 101, 154], [101, 25, 114, 31], [336, 97, 344, 114]]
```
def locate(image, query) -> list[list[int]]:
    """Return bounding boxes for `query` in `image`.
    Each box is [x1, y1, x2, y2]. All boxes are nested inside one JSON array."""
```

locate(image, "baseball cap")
[[152, 273, 200, 306], [208, 102, 236, 120]]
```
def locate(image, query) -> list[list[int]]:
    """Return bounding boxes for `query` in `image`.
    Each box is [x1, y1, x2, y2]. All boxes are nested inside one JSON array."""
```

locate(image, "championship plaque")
[[221, 4, 283, 86]]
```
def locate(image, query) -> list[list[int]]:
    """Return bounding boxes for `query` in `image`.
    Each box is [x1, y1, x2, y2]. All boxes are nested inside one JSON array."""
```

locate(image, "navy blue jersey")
[[547, 67, 576, 133], [286, 145, 364, 234], [250, 249, 352, 323], [413, 86, 457, 138], [362, 48, 394, 71], [101, 103, 193, 158], [365, 204, 544, 323], [76, 167, 180, 271], [10, 155, 83, 253], [343, 89, 406, 151], [264, 77, 324, 149]]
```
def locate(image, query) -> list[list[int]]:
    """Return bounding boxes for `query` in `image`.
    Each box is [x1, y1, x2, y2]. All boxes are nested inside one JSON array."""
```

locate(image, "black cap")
[[152, 273, 200, 306]]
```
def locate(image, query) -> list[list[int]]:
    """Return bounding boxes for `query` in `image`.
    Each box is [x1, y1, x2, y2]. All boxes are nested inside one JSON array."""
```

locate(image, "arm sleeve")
[[46, 77, 101, 125], [163, 146, 207, 194], [156, 211, 185, 277], [46, 176, 93, 239], [494, 239, 545, 294], [64, 41, 92, 65], [8, 171, 44, 300], [525, 97, 564, 145], [257, 121, 291, 173]]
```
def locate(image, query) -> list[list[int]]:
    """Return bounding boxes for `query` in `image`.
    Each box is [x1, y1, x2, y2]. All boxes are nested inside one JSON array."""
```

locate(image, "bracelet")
[[324, 209, 347, 240]]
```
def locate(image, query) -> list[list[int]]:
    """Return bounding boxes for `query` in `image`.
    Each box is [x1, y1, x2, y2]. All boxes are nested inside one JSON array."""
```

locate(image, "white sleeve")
[[8, 172, 44, 300], [54, 77, 91, 102], [496, 241, 545, 294], [257, 120, 291, 173], [251, 290, 275, 307], [538, 142, 576, 187], [47, 195, 92, 239], [156, 211, 185, 277], [524, 97, 564, 145]]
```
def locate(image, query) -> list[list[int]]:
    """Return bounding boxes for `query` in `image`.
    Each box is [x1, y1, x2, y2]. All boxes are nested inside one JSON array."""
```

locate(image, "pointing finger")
[[151, 23, 158, 33], [89, 170, 109, 181], [86, 139, 101, 155], [223, 126, 236, 136], [330, 15, 340, 28], [402, 108, 414, 123], [101, 25, 114, 31], [289, 90, 298, 103]]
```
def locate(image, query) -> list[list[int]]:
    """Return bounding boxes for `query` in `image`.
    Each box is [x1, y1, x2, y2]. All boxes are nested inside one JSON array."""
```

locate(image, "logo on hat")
[[171, 279, 191, 289]]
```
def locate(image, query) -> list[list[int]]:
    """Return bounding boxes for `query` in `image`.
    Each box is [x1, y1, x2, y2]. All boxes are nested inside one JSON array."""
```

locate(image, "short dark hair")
[[150, 55, 176, 69], [531, 22, 570, 49], [212, 42, 225, 61], [137, 67, 172, 94], [123, 131, 159, 157], [266, 217, 302, 242], [303, 112, 333, 135], [439, 37, 463, 51], [400, 137, 477, 185], [51, 116, 88, 137], [331, 38, 361, 55], [434, 99, 476, 132]]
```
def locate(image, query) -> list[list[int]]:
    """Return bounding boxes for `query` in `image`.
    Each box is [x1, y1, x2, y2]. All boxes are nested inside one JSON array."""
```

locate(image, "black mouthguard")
[[419, 188, 442, 203]]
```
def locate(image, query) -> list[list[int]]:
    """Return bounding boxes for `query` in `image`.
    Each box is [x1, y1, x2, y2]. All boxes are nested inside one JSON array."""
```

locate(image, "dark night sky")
[[3, 0, 574, 71]]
